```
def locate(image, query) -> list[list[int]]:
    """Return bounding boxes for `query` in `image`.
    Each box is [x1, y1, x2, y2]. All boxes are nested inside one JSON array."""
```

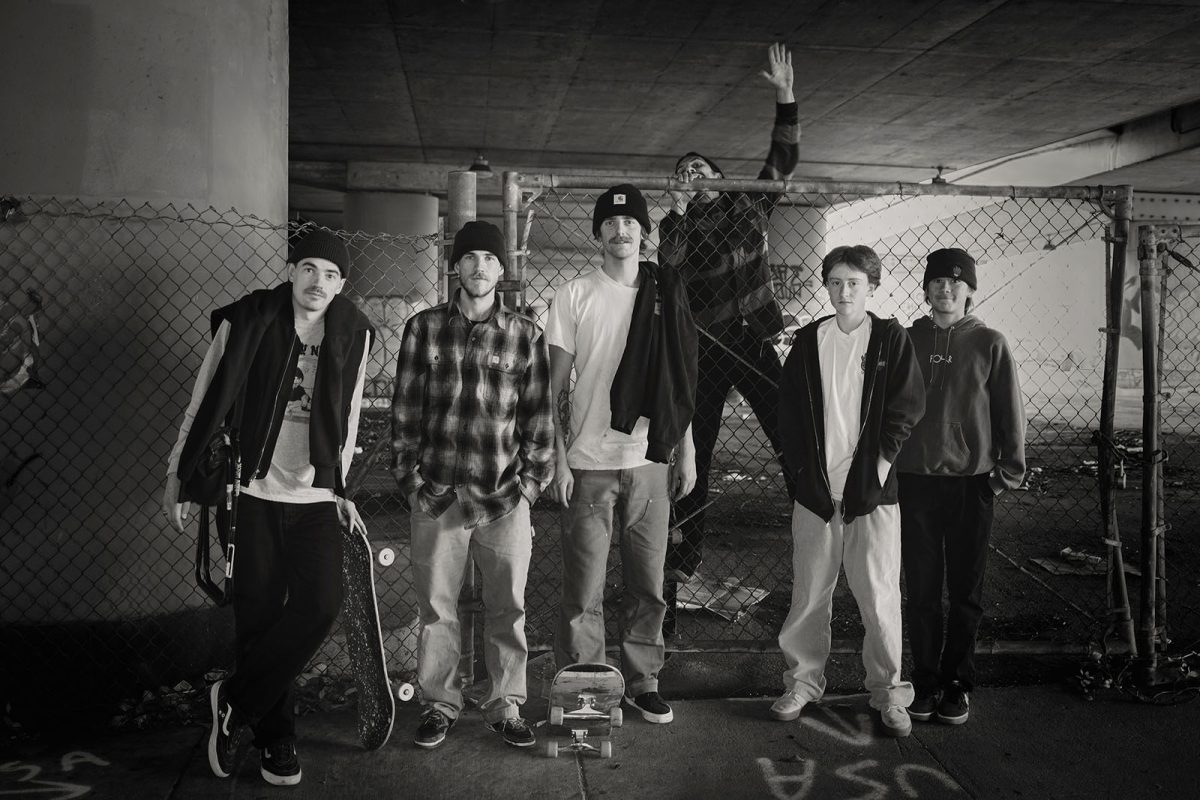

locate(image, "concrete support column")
[[0, 0, 288, 624], [343, 191, 440, 393], [770, 204, 829, 328]]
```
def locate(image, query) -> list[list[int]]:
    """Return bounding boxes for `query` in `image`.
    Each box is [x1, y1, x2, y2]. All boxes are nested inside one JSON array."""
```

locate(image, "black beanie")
[[924, 248, 978, 291], [289, 229, 351, 279], [592, 184, 653, 239], [675, 151, 725, 179], [449, 220, 507, 269]]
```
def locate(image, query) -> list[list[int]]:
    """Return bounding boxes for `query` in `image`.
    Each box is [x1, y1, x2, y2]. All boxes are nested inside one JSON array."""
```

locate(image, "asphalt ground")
[[4, 678, 1195, 800]]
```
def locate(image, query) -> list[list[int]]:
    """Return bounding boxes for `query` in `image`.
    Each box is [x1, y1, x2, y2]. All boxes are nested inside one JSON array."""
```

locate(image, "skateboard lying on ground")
[[341, 522, 396, 750], [542, 663, 624, 759]]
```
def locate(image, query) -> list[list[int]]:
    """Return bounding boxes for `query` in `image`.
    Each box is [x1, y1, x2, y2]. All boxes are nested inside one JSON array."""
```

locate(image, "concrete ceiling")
[[289, 0, 1200, 218]]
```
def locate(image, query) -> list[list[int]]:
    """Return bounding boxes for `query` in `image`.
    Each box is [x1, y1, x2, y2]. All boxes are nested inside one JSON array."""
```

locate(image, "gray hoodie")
[[896, 314, 1026, 492]]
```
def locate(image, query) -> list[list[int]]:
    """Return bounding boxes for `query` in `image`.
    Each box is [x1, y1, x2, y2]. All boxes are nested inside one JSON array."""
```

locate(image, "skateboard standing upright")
[[341, 523, 396, 750], [542, 663, 624, 759]]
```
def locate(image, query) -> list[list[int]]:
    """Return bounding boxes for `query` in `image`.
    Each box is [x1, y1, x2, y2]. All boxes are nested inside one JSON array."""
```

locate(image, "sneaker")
[[769, 691, 807, 722], [879, 705, 912, 738], [486, 717, 536, 748], [207, 680, 242, 778], [625, 691, 674, 724], [908, 691, 940, 722], [260, 742, 301, 786], [936, 686, 970, 725], [414, 707, 455, 749]]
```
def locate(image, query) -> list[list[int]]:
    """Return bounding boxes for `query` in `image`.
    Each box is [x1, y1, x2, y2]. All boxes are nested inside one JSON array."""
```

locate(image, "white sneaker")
[[770, 692, 806, 721], [880, 705, 912, 738]]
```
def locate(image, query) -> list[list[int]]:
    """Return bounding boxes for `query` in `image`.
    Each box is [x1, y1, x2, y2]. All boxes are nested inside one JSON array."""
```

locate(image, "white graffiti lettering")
[[895, 763, 963, 797], [59, 753, 109, 773], [800, 707, 874, 747], [756, 756, 817, 800], [835, 759, 889, 800]]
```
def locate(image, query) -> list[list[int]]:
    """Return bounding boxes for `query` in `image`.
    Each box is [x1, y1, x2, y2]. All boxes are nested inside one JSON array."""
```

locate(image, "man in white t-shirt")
[[162, 229, 373, 786], [545, 184, 696, 725], [773, 245, 925, 737]]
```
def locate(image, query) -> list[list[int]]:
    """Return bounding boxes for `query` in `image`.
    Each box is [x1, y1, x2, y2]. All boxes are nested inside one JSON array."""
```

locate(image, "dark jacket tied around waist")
[[177, 282, 373, 499], [610, 261, 699, 463]]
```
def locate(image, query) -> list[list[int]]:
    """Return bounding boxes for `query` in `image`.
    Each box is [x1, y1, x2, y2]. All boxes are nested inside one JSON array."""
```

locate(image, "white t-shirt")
[[544, 267, 651, 470], [818, 316, 871, 501]]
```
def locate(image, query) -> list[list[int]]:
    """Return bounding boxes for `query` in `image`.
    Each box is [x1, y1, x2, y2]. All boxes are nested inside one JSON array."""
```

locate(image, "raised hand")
[[759, 42, 794, 103]]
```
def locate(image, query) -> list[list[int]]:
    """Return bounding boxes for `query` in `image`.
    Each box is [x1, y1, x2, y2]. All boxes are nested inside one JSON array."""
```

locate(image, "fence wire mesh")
[[513, 178, 1120, 652], [1156, 230, 1200, 650], [0, 182, 1148, 729], [0, 197, 433, 724]]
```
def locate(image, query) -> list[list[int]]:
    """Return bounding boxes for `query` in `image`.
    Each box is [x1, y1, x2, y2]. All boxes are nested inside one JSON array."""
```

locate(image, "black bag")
[[192, 428, 240, 606], [185, 427, 236, 506]]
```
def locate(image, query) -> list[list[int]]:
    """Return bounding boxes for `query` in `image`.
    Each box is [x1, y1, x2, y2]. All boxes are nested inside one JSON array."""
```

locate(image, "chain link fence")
[[0, 197, 434, 727], [1153, 226, 1200, 652], [1, 180, 1164, 730], [508, 176, 1126, 653]]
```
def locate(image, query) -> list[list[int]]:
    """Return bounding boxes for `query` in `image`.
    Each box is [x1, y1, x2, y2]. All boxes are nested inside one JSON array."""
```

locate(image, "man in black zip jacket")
[[162, 229, 373, 786], [772, 245, 924, 738]]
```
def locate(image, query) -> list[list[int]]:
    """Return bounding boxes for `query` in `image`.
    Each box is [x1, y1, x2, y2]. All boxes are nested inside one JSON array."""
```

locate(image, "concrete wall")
[[1, 0, 288, 624]]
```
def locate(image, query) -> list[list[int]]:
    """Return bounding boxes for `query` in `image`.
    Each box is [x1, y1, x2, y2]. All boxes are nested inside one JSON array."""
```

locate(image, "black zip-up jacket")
[[177, 283, 373, 499], [610, 261, 699, 463], [779, 313, 925, 523]]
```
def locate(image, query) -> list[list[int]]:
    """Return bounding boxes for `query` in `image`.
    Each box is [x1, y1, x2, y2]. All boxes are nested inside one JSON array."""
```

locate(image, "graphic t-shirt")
[[544, 267, 650, 470], [243, 317, 336, 503]]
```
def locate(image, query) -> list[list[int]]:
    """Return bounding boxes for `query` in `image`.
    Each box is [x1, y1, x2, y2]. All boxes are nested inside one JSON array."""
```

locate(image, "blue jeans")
[[555, 464, 670, 696], [411, 497, 532, 723]]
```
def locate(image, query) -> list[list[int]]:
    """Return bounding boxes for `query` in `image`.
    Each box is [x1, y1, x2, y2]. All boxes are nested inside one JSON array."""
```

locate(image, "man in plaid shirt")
[[391, 220, 554, 751]]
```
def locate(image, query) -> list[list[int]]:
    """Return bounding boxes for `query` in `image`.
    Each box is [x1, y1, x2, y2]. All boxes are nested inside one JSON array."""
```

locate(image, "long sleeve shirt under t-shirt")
[[166, 317, 370, 503], [818, 316, 870, 502]]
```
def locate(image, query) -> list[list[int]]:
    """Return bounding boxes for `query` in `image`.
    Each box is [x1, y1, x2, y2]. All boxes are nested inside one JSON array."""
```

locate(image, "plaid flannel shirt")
[[659, 101, 800, 343], [390, 294, 554, 528]]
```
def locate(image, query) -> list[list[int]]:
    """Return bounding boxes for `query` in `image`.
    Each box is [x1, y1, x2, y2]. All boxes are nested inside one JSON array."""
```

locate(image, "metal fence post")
[[1099, 187, 1137, 655], [446, 170, 480, 691], [1136, 223, 1163, 679], [502, 171, 524, 310]]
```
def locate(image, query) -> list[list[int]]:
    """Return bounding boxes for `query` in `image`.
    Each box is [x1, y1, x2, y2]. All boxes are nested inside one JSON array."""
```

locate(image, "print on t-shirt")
[[284, 341, 320, 422]]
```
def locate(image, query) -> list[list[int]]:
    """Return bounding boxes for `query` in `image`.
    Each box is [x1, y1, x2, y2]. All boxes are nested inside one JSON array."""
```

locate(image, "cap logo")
[[614, 194, 626, 205], [952, 266, 961, 278]]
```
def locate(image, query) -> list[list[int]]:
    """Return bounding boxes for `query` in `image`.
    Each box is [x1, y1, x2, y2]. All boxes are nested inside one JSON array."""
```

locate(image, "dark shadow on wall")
[[1, 606, 234, 734]]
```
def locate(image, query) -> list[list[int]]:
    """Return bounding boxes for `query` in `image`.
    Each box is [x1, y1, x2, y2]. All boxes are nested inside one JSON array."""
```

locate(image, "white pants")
[[778, 502, 914, 710]]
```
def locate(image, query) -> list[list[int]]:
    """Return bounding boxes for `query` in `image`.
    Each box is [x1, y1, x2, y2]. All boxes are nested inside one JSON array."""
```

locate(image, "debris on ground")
[[676, 572, 770, 621]]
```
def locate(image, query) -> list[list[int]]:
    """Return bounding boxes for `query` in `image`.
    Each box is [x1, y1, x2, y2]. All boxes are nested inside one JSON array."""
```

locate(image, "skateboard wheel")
[[396, 682, 415, 702], [609, 707, 622, 727], [599, 740, 612, 759], [549, 706, 563, 727], [377, 547, 395, 567], [543, 741, 558, 759], [669, 530, 682, 545]]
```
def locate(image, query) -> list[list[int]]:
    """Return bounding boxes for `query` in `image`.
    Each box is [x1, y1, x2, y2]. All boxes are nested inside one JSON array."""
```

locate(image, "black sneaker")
[[908, 691, 940, 722], [207, 680, 243, 778], [486, 716, 536, 748], [260, 742, 302, 786], [414, 707, 455, 749], [936, 686, 970, 725], [625, 691, 674, 724]]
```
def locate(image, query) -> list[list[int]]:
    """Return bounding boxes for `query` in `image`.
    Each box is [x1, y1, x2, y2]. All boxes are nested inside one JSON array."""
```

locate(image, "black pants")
[[899, 472, 994, 695], [226, 494, 343, 747], [667, 325, 793, 578]]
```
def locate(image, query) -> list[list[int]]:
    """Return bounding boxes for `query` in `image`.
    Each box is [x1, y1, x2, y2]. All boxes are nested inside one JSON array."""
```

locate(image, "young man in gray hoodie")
[[896, 247, 1026, 726]]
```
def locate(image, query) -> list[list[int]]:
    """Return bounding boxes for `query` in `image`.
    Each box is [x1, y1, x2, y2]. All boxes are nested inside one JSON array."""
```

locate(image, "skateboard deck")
[[341, 523, 396, 750], [542, 663, 624, 759]]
